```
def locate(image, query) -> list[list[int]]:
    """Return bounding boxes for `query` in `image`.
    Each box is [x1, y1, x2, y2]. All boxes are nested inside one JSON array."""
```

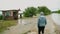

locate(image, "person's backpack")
[[38, 16, 47, 26]]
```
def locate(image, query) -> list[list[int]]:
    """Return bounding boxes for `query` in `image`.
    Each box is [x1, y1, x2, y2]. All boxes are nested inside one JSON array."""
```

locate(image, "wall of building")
[[2, 10, 19, 20]]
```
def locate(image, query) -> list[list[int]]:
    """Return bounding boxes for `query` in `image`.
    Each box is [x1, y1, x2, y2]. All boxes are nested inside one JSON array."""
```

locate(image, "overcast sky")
[[0, 0, 60, 14]]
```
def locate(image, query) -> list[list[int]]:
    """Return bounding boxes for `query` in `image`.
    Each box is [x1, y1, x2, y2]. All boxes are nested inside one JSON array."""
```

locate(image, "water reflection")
[[51, 13, 60, 25], [18, 13, 60, 25], [18, 17, 37, 25], [18, 19, 28, 25]]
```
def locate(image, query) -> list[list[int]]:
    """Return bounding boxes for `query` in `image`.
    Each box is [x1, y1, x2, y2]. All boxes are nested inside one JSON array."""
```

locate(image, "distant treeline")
[[52, 10, 60, 13], [23, 6, 51, 17], [23, 6, 60, 17]]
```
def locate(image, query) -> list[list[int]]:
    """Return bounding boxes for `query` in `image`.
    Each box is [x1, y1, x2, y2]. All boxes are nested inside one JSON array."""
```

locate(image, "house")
[[2, 9, 20, 20]]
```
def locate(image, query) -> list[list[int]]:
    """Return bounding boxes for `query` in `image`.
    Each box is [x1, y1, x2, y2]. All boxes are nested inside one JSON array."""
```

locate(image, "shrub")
[[0, 15, 3, 20]]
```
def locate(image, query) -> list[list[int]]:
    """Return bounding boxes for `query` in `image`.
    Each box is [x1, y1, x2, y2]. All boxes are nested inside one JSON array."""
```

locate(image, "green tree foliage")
[[23, 7, 37, 17], [52, 11, 57, 13], [52, 10, 60, 14], [57, 10, 60, 13], [37, 6, 51, 15], [0, 15, 3, 20]]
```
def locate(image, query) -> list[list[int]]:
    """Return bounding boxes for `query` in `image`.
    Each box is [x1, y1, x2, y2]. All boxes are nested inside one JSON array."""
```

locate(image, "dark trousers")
[[38, 26, 45, 34]]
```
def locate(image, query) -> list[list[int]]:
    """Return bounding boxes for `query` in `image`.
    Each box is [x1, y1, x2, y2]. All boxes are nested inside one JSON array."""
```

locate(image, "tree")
[[23, 7, 37, 17], [37, 6, 51, 15], [57, 10, 60, 13]]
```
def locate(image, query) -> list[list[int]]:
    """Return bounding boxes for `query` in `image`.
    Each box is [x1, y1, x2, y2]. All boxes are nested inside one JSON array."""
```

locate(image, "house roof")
[[1, 8, 20, 11]]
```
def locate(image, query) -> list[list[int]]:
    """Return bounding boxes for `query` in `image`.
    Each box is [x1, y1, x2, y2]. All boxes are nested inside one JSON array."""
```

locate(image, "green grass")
[[0, 20, 17, 33]]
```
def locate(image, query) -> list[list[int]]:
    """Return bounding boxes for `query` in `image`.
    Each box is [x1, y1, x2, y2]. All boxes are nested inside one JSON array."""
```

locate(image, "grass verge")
[[0, 20, 17, 33]]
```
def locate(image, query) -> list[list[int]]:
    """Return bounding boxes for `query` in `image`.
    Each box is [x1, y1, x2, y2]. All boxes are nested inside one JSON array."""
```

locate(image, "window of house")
[[5, 11, 10, 16]]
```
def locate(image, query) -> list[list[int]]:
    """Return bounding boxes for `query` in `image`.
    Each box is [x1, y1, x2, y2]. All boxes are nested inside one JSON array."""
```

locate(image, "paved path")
[[2, 15, 56, 34]]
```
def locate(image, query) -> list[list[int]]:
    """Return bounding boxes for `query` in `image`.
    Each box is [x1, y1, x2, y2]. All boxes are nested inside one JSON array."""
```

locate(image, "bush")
[[0, 15, 3, 20]]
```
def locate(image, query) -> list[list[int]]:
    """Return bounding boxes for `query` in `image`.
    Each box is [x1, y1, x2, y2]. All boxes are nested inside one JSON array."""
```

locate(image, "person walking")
[[37, 12, 47, 34]]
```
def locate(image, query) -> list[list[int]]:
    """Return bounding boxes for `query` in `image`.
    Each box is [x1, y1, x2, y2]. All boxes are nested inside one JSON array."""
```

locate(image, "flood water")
[[18, 13, 60, 25], [51, 13, 60, 25]]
